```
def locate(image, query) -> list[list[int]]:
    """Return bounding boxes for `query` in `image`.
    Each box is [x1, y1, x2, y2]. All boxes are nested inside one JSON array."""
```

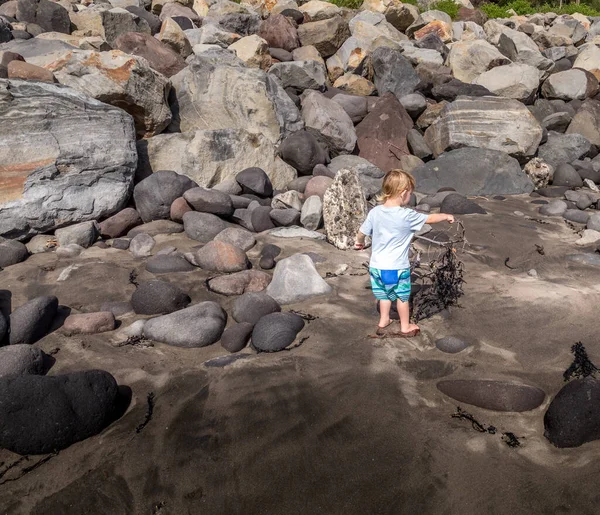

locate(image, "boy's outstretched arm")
[[426, 213, 455, 224], [354, 231, 367, 250]]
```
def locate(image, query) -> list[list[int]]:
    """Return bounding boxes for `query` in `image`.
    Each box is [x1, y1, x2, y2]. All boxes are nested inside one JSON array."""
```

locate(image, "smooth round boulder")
[[143, 302, 227, 348], [9, 296, 58, 345], [544, 377, 600, 448], [133, 170, 197, 223], [182, 211, 227, 243], [0, 239, 28, 267], [183, 187, 234, 216], [145, 253, 196, 273], [287, 176, 312, 193], [437, 379, 546, 412], [0, 370, 122, 454], [99, 208, 142, 239], [221, 322, 253, 353], [539, 199, 568, 216], [235, 167, 273, 197], [270, 208, 301, 227], [563, 209, 590, 224], [170, 197, 192, 223], [304, 175, 333, 199], [251, 206, 276, 232], [435, 336, 470, 353], [131, 280, 190, 315], [440, 193, 487, 215], [207, 270, 272, 295], [193, 241, 249, 272], [63, 312, 116, 335], [214, 227, 257, 251], [251, 312, 305, 352], [129, 232, 155, 258], [0, 344, 48, 378], [552, 163, 584, 187], [232, 292, 281, 325], [259, 243, 281, 269], [278, 130, 329, 175]]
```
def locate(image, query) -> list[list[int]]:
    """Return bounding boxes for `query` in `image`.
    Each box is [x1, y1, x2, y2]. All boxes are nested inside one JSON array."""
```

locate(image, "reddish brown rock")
[[63, 312, 116, 335], [414, 21, 453, 44], [456, 7, 487, 26], [8, 61, 56, 82], [304, 176, 333, 199], [99, 207, 142, 239], [355, 92, 414, 172], [207, 270, 272, 295], [170, 197, 192, 223], [258, 14, 300, 52], [113, 31, 186, 77], [193, 241, 249, 273]]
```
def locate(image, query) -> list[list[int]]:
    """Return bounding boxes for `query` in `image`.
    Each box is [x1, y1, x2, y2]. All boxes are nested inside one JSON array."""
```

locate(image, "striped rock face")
[[0, 79, 137, 240], [424, 96, 543, 159]]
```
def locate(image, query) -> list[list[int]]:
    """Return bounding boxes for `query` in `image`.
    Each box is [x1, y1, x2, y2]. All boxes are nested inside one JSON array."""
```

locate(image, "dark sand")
[[2, 195, 600, 514]]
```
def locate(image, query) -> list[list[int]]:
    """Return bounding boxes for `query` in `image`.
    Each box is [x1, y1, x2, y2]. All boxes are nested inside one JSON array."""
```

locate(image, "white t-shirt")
[[359, 205, 428, 270]]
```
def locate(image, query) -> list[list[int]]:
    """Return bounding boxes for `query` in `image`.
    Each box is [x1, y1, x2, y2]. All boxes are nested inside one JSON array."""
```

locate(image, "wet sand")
[[2, 194, 600, 514]]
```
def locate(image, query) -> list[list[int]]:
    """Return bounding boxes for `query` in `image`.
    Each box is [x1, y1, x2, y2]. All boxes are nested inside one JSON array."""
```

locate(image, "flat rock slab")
[[437, 379, 546, 412], [207, 270, 272, 296], [269, 226, 326, 239]]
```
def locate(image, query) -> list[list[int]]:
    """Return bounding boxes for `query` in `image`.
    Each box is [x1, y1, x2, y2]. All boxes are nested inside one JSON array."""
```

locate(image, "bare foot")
[[378, 319, 392, 328]]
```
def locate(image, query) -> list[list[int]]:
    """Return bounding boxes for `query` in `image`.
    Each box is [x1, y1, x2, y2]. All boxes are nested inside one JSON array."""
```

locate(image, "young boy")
[[355, 170, 455, 337]]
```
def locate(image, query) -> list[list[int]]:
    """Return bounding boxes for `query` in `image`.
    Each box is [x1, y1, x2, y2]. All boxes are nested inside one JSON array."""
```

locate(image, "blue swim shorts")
[[369, 267, 411, 302]]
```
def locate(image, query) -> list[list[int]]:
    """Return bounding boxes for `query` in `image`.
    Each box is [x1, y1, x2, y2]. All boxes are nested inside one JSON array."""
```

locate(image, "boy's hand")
[[354, 242, 365, 250], [447, 215, 455, 224]]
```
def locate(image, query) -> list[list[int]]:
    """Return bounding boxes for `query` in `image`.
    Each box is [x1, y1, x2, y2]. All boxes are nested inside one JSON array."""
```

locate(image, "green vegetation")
[[430, 0, 460, 18], [329, 0, 363, 8], [480, 0, 600, 18]]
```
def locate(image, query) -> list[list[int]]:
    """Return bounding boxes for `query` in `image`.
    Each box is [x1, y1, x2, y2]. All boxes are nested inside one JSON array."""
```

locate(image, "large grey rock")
[[0, 344, 48, 377], [331, 93, 368, 124], [16, 0, 70, 33], [300, 195, 322, 230], [411, 148, 534, 195], [371, 46, 421, 99], [0, 239, 28, 267], [131, 280, 190, 315], [424, 96, 543, 159], [268, 60, 327, 91], [183, 187, 234, 216], [323, 168, 368, 249], [251, 312, 305, 352], [542, 69, 599, 101], [447, 39, 511, 83], [0, 370, 122, 454], [538, 131, 591, 168], [0, 38, 76, 60], [137, 129, 297, 189], [9, 295, 58, 345], [168, 55, 303, 143], [134, 170, 197, 223], [473, 63, 540, 104], [71, 6, 151, 47], [301, 90, 356, 156], [143, 301, 227, 347], [55, 221, 98, 249], [0, 79, 137, 240], [297, 15, 350, 59], [43, 49, 172, 139], [214, 227, 256, 251], [566, 99, 600, 147], [553, 163, 583, 187], [220, 322, 253, 353], [539, 199, 568, 216], [182, 211, 227, 242], [232, 292, 281, 325], [266, 253, 331, 304], [278, 130, 329, 175], [497, 28, 554, 74]]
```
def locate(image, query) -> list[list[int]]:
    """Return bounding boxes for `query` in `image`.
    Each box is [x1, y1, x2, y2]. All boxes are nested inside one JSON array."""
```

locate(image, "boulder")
[[440, 193, 487, 215], [272, 190, 303, 210], [251, 205, 276, 232], [251, 312, 304, 352], [9, 296, 58, 345], [44, 49, 172, 139], [168, 55, 303, 143], [128, 220, 183, 237], [437, 379, 546, 412], [552, 163, 583, 187], [497, 28, 554, 74], [544, 377, 600, 448], [182, 211, 227, 242], [270, 208, 301, 226], [301, 90, 356, 156], [183, 187, 234, 216], [323, 168, 368, 250], [192, 240, 249, 272], [447, 39, 511, 83], [16, 0, 69, 33], [0, 370, 122, 454], [278, 131, 329, 175], [0, 79, 136, 240], [63, 312, 116, 335], [145, 252, 196, 273], [355, 92, 413, 172], [257, 14, 300, 53], [411, 148, 534, 195], [113, 31, 186, 78], [304, 176, 333, 199], [236, 167, 274, 197], [214, 227, 256, 251], [0, 344, 48, 377], [55, 221, 98, 249], [229, 34, 271, 70], [207, 269, 271, 295], [268, 60, 327, 91], [538, 131, 591, 168], [220, 322, 253, 353], [331, 93, 368, 123], [523, 158, 552, 189], [424, 96, 543, 159], [539, 199, 568, 216], [301, 195, 322, 230], [371, 46, 420, 99], [0, 239, 28, 267], [138, 129, 296, 189], [143, 301, 226, 347], [360, 0, 418, 32], [232, 291, 281, 325], [573, 43, 600, 81], [158, 17, 192, 58], [266, 253, 331, 304], [70, 7, 152, 47], [7, 61, 55, 82], [99, 208, 142, 239], [332, 74, 376, 97], [435, 336, 470, 354], [541, 69, 599, 101], [131, 279, 190, 315], [473, 63, 540, 103], [567, 99, 600, 147], [297, 15, 349, 59], [259, 243, 281, 270]]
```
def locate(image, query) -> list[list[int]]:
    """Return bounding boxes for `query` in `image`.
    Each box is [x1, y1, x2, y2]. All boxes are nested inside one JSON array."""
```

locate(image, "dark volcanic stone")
[[435, 336, 470, 353], [133, 170, 197, 223], [0, 239, 28, 267], [99, 208, 142, 239], [544, 377, 600, 448], [182, 211, 227, 242], [259, 243, 281, 269], [431, 78, 493, 102], [536, 186, 571, 198], [251, 206, 276, 232], [552, 163, 584, 187], [207, 270, 272, 295], [232, 292, 281, 325], [0, 369, 122, 454], [278, 131, 329, 175], [251, 312, 305, 352], [236, 167, 273, 197], [220, 322, 253, 353], [111, 238, 130, 250], [371, 46, 420, 99], [9, 296, 58, 345], [270, 208, 301, 227], [269, 47, 293, 61], [145, 253, 196, 273], [16, 0, 70, 34], [183, 187, 234, 217], [127, 220, 183, 237], [126, 5, 161, 34], [440, 193, 487, 214], [131, 280, 190, 315], [437, 379, 546, 412]]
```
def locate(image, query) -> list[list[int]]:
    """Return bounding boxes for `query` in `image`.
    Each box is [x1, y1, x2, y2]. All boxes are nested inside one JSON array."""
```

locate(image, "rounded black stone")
[[251, 312, 305, 352], [131, 280, 190, 315]]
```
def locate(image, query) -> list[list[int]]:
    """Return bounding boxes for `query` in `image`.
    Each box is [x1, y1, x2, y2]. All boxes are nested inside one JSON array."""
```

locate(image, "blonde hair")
[[376, 169, 416, 203]]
